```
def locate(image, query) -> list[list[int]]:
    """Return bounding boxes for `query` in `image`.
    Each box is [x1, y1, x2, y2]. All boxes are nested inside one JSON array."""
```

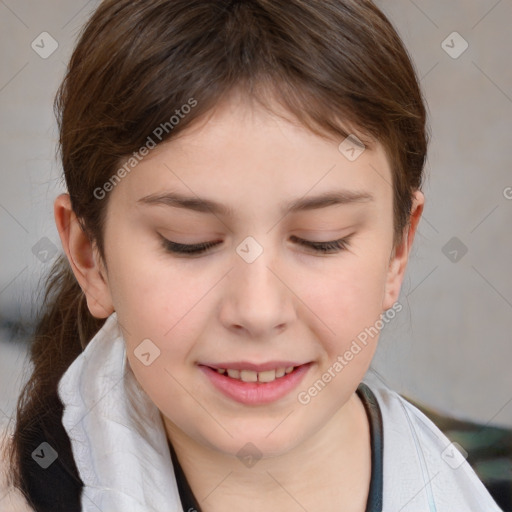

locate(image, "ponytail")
[[7, 255, 105, 511]]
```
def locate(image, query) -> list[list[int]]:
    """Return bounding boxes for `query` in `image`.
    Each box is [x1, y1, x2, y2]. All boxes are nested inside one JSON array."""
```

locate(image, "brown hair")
[[8, 0, 429, 509]]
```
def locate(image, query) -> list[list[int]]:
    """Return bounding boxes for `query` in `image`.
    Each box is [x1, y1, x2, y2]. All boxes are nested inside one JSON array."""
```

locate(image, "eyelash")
[[160, 234, 352, 256]]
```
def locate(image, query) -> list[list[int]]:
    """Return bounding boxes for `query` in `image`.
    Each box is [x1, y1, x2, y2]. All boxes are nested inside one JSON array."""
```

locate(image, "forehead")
[[111, 95, 393, 213]]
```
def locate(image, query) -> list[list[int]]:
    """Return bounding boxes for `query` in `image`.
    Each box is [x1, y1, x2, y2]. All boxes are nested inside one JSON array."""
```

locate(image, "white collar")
[[57, 312, 184, 512]]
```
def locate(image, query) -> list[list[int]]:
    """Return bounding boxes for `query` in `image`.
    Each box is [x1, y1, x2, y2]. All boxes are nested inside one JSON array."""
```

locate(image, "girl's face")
[[95, 94, 421, 457]]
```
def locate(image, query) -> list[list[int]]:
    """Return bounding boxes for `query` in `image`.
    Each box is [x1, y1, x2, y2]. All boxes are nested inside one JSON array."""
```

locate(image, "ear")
[[382, 190, 424, 311], [54, 193, 114, 318]]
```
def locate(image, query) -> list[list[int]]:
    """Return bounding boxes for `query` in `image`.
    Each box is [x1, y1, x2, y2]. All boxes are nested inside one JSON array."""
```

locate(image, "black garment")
[[168, 382, 384, 511], [19, 392, 84, 512]]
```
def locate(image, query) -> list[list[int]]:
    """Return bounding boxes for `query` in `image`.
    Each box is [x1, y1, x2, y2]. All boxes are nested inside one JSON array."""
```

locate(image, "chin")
[[200, 417, 307, 460]]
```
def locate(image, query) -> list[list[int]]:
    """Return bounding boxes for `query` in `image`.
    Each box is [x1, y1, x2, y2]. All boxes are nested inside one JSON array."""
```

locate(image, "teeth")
[[240, 370, 258, 382], [217, 366, 295, 383], [258, 370, 276, 382], [227, 369, 240, 379]]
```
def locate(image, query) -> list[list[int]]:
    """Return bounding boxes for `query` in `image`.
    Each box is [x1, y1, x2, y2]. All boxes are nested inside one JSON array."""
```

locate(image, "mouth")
[[209, 365, 296, 383], [198, 361, 312, 405]]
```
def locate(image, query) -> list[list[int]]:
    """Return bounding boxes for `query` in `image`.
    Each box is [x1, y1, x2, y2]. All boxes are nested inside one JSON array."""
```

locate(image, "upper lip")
[[200, 361, 308, 372]]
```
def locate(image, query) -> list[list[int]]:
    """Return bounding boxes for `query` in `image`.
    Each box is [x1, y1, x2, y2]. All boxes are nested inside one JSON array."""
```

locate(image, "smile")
[[198, 362, 312, 405], [215, 366, 295, 383]]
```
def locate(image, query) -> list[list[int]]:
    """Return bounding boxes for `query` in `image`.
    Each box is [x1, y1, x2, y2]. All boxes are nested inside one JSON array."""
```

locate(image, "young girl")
[[2, 0, 503, 511]]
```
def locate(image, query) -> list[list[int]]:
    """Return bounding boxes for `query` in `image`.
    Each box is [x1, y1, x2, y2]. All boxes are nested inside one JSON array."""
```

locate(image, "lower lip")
[[199, 364, 311, 405]]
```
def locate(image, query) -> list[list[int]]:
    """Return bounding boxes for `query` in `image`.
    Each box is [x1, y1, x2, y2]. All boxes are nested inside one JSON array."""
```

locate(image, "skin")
[[55, 91, 423, 511]]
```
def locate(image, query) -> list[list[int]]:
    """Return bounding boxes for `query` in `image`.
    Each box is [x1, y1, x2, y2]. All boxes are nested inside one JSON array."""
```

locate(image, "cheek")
[[107, 239, 203, 334], [115, 254, 212, 428], [106, 245, 210, 394], [294, 254, 388, 416], [299, 251, 389, 351]]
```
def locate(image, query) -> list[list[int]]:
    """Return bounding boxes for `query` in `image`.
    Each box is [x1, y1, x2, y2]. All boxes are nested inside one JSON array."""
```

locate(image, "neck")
[[164, 391, 372, 512]]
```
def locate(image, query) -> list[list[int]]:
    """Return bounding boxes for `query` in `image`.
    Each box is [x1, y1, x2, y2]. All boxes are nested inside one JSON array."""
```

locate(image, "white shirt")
[[366, 377, 503, 511]]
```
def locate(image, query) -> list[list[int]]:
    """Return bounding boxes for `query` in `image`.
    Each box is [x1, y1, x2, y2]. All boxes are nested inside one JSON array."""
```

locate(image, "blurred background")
[[0, 0, 511, 507]]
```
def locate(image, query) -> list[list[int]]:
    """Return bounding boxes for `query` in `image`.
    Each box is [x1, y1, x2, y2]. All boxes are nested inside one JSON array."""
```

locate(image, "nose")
[[218, 244, 296, 339]]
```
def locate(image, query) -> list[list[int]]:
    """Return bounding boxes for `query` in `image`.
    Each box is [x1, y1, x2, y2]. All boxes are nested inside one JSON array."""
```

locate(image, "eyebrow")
[[137, 189, 374, 216]]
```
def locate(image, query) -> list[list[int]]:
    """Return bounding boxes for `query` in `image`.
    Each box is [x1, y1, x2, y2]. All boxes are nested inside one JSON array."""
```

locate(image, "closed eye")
[[290, 235, 352, 253], [159, 234, 353, 256]]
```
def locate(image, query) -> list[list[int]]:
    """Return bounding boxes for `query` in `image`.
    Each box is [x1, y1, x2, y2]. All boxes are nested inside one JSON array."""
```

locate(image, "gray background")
[[0, 0, 511, 428]]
